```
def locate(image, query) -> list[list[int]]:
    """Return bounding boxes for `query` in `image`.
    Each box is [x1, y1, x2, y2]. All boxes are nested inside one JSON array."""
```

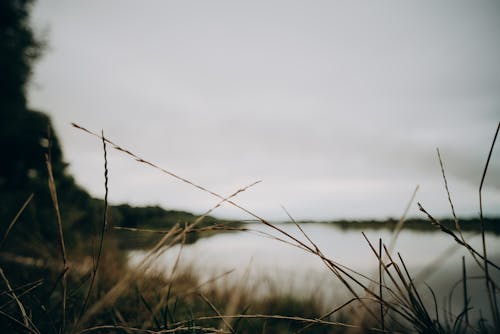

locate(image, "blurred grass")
[[0, 123, 498, 333]]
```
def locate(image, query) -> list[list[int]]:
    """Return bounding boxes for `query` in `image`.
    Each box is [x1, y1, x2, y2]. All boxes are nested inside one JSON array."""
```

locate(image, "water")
[[129, 223, 500, 323]]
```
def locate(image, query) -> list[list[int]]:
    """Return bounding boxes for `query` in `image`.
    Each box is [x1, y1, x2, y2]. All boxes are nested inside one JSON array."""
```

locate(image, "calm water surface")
[[129, 223, 500, 321]]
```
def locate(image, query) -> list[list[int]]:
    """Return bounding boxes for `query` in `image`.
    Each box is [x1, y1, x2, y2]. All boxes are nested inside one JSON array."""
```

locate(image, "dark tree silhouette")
[[0, 0, 96, 250], [0, 0, 63, 191], [0, 0, 42, 112]]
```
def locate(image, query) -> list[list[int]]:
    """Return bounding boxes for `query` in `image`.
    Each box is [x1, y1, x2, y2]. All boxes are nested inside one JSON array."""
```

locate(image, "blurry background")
[[29, 0, 500, 221]]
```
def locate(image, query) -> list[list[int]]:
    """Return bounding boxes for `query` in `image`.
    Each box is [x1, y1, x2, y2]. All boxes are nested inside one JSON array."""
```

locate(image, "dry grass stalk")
[[478, 121, 500, 327], [163, 269, 235, 302], [387, 185, 419, 255], [77, 324, 231, 333], [462, 256, 469, 327], [113, 225, 249, 234], [279, 209, 387, 324], [0, 193, 33, 250], [198, 292, 235, 333], [45, 132, 68, 331], [351, 186, 419, 332], [0, 268, 34, 332], [78, 130, 110, 323], [0, 279, 43, 310], [296, 298, 360, 333], [0, 308, 39, 334], [219, 258, 255, 331], [436, 148, 461, 235], [417, 203, 499, 271], [436, 148, 486, 274], [169, 313, 389, 333], [379, 238, 384, 331], [361, 234, 422, 326]]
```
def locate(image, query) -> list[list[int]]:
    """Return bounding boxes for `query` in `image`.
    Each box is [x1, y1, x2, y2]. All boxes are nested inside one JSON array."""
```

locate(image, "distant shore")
[[289, 217, 500, 234]]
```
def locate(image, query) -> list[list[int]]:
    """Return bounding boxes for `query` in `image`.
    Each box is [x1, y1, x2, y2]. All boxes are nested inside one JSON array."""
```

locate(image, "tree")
[[0, 0, 54, 190], [0, 0, 96, 251], [0, 0, 42, 113]]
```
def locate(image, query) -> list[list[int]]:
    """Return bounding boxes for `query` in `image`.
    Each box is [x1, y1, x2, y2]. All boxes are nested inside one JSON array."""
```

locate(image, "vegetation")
[[2, 121, 497, 333], [1, 1, 499, 333], [316, 218, 500, 235]]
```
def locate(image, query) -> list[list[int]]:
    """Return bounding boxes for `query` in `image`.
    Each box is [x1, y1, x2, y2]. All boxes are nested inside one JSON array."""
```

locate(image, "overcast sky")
[[28, 1, 500, 221]]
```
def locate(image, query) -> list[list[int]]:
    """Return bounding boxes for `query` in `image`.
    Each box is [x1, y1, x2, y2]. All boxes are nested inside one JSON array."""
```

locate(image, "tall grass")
[[0, 122, 498, 333]]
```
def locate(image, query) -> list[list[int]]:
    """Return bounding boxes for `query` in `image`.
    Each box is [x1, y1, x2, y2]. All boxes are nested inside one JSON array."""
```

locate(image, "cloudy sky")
[[28, 1, 500, 221]]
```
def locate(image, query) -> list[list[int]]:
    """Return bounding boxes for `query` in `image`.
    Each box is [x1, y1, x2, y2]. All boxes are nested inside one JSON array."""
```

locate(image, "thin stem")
[[379, 238, 384, 331], [0, 193, 33, 250], [462, 256, 469, 327], [78, 130, 109, 322], [478, 122, 500, 327], [45, 135, 68, 331]]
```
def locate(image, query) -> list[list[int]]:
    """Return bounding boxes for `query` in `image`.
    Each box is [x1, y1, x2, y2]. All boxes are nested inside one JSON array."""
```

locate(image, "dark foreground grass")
[[0, 122, 499, 333]]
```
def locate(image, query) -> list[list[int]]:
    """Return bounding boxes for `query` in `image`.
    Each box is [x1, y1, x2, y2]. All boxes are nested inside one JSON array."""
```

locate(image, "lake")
[[129, 222, 500, 323]]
